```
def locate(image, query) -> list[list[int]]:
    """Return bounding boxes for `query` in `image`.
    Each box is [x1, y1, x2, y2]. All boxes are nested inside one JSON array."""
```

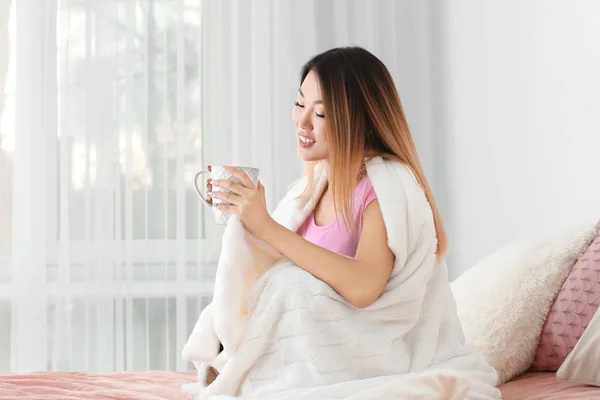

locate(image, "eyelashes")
[[295, 102, 325, 118]]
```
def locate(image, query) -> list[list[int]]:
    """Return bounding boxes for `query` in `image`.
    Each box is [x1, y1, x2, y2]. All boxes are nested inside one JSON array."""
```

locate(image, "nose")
[[297, 109, 313, 131]]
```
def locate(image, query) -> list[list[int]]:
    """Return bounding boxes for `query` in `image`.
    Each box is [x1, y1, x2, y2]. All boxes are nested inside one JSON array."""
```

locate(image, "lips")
[[298, 132, 315, 148], [299, 135, 315, 144], [297, 132, 315, 147]]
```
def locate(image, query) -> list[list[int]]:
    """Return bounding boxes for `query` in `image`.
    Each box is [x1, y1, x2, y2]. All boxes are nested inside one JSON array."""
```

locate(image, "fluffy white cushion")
[[451, 224, 597, 384]]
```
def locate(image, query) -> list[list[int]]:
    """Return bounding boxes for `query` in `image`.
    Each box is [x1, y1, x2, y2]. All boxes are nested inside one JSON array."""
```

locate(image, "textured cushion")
[[532, 221, 600, 371], [556, 305, 600, 386], [451, 224, 597, 384]]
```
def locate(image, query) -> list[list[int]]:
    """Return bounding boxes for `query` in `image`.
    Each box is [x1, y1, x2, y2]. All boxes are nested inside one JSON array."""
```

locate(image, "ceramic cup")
[[193, 165, 260, 225]]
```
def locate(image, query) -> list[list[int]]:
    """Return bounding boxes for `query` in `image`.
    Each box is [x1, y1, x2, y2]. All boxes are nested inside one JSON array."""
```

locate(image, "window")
[[1, 0, 218, 373]]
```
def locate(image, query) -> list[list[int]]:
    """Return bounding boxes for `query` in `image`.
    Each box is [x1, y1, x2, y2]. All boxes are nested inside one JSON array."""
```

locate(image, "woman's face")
[[292, 70, 329, 162]]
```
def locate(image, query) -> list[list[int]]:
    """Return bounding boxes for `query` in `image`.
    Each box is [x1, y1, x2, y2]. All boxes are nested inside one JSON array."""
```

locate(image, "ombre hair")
[[300, 46, 447, 258]]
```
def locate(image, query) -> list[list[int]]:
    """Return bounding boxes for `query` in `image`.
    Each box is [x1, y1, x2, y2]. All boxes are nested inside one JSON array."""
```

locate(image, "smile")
[[298, 134, 315, 147]]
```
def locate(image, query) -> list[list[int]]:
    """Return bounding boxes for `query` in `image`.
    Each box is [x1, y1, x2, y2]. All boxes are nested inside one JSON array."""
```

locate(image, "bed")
[[1, 370, 598, 399], [0, 371, 197, 400], [498, 371, 599, 399]]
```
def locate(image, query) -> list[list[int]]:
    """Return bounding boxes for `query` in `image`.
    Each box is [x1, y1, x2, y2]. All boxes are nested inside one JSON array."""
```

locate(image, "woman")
[[200, 47, 499, 398], [207, 46, 444, 308]]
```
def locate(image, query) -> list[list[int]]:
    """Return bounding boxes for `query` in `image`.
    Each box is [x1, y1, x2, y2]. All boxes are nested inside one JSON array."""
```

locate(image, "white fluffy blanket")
[[182, 157, 501, 399]]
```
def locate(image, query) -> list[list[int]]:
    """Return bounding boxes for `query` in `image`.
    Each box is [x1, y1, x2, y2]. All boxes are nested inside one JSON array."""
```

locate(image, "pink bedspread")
[[499, 371, 600, 399], [0, 371, 197, 399]]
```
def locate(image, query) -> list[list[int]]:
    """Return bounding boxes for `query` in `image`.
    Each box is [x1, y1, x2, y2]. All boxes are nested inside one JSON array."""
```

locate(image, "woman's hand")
[[205, 165, 213, 206], [210, 165, 274, 239]]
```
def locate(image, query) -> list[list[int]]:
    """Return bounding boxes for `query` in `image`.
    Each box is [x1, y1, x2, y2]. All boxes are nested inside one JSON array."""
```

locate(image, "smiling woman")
[[181, 47, 499, 400], [208, 47, 441, 311]]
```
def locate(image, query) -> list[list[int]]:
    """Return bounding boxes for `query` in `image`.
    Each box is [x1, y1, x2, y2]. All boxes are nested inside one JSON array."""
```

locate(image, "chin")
[[297, 147, 327, 162]]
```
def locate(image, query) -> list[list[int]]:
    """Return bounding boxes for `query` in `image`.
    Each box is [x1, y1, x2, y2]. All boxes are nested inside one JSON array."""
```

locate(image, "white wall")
[[438, 1, 600, 278]]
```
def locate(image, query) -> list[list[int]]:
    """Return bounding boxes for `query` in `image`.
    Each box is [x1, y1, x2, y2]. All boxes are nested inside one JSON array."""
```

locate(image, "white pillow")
[[451, 224, 597, 384], [557, 306, 600, 386]]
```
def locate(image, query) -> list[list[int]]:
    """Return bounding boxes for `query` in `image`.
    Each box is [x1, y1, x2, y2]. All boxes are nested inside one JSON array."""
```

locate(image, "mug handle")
[[193, 170, 213, 212]]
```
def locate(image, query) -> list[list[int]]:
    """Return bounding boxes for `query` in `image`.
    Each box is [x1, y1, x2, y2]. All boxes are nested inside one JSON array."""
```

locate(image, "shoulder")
[[366, 157, 422, 200], [356, 176, 377, 211], [365, 157, 435, 244]]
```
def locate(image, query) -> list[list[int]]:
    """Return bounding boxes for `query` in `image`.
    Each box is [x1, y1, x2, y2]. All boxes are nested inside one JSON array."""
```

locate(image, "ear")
[[258, 181, 265, 193]]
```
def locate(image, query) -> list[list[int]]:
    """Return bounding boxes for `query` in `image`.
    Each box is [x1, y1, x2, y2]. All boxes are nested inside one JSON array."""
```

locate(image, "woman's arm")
[[210, 166, 395, 308], [261, 201, 395, 308]]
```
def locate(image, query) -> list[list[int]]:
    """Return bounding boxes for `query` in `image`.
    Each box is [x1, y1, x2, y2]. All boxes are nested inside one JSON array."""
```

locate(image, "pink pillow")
[[531, 220, 600, 371]]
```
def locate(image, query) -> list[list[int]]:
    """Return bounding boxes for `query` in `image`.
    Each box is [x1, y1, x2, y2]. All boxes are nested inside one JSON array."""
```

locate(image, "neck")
[[319, 161, 366, 195]]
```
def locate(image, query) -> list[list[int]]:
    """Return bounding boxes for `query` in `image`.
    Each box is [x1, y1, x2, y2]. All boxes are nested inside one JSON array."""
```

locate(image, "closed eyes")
[[295, 102, 324, 118]]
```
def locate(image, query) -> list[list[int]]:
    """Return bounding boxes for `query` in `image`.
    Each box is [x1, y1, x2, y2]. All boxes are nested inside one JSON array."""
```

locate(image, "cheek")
[[313, 121, 327, 143]]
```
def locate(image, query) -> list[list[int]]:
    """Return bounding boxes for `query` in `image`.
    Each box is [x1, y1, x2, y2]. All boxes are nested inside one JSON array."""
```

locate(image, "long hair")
[[300, 46, 448, 258]]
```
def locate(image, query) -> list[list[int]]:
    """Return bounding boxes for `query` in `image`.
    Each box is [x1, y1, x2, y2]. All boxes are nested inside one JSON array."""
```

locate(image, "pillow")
[[556, 305, 600, 386], [451, 224, 597, 384], [532, 220, 600, 371]]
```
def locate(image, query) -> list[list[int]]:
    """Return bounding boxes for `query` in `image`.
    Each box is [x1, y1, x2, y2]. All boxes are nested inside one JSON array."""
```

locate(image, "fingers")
[[210, 191, 241, 206], [206, 178, 213, 205], [211, 179, 245, 195], [223, 165, 256, 189]]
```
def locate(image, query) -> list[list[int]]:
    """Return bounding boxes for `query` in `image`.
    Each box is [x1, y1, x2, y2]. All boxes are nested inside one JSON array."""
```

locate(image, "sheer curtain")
[[0, 0, 437, 373]]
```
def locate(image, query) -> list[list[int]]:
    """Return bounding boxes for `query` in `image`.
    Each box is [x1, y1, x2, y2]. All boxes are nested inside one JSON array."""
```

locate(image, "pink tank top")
[[296, 176, 378, 258]]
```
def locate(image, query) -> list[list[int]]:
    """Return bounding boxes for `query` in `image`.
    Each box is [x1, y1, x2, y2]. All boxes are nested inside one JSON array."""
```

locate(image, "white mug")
[[193, 165, 260, 225]]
